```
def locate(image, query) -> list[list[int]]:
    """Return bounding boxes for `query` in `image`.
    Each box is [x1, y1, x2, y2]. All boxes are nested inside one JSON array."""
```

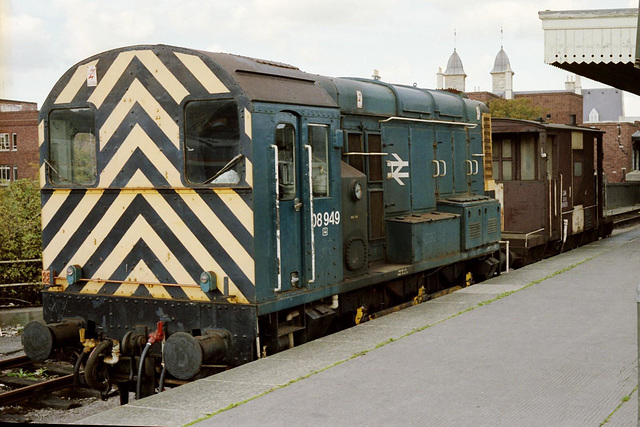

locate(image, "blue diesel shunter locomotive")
[[22, 45, 500, 400]]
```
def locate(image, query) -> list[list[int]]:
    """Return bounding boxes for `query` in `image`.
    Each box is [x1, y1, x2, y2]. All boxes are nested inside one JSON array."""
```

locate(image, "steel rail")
[[0, 355, 32, 371], [0, 374, 75, 406], [612, 209, 640, 228]]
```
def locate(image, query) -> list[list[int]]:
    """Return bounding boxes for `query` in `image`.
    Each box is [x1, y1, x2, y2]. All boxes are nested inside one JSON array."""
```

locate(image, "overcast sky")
[[1, 0, 639, 114]]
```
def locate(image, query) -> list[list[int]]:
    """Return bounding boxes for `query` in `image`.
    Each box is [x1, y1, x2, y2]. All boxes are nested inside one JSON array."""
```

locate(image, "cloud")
[[4, 12, 52, 67], [4, 0, 639, 108]]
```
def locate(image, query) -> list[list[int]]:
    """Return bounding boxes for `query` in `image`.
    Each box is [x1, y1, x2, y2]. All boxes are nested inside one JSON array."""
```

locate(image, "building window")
[[12, 133, 17, 151], [0, 134, 9, 151], [49, 108, 98, 185], [308, 124, 330, 197], [13, 166, 17, 181], [0, 165, 10, 185], [633, 140, 640, 171], [184, 99, 241, 185]]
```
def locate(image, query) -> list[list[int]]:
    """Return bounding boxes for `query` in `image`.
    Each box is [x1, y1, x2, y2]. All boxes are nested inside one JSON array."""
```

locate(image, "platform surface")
[[80, 225, 640, 426]]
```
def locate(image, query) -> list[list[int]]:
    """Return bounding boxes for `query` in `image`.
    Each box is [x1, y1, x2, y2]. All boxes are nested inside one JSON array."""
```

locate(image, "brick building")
[[593, 121, 640, 183], [513, 91, 584, 126], [0, 100, 39, 185]]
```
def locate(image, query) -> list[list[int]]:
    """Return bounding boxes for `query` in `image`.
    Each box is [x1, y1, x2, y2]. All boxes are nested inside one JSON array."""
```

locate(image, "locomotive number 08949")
[[312, 210, 341, 228]]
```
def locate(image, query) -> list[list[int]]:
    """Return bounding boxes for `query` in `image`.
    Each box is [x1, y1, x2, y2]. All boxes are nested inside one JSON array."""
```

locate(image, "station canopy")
[[539, 8, 640, 96]]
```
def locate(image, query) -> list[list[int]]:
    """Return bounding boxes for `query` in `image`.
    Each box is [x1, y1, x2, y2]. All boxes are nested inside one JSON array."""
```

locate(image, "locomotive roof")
[[44, 44, 483, 124], [199, 46, 483, 122]]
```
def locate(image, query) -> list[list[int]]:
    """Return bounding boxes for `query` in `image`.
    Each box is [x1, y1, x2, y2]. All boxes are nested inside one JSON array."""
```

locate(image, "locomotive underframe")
[[256, 242, 500, 315], [40, 291, 258, 365]]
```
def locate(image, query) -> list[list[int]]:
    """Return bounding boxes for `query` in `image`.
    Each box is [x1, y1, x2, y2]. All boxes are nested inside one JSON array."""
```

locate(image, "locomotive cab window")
[[309, 124, 329, 197], [184, 99, 241, 185], [276, 123, 296, 200], [48, 108, 97, 185]]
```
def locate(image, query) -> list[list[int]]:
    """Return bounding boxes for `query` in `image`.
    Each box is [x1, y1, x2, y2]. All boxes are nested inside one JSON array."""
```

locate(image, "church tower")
[[491, 45, 514, 99], [441, 49, 467, 92]]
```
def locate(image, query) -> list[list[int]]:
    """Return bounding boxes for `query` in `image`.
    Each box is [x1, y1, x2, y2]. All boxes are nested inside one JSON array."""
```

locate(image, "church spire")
[[491, 28, 514, 99], [438, 30, 467, 92]]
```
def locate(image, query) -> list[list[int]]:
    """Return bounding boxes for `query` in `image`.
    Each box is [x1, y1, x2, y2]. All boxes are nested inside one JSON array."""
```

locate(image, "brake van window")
[[48, 108, 97, 185], [184, 100, 242, 185]]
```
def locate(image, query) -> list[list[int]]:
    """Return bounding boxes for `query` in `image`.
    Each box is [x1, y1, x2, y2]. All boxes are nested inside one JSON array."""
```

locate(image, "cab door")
[[272, 112, 313, 292], [410, 126, 436, 210], [453, 129, 471, 194], [382, 125, 411, 214], [434, 129, 454, 197]]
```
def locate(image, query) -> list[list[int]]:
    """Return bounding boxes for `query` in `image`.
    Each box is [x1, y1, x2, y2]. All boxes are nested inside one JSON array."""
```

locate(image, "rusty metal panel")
[[503, 181, 546, 233], [204, 52, 337, 108], [233, 71, 337, 107]]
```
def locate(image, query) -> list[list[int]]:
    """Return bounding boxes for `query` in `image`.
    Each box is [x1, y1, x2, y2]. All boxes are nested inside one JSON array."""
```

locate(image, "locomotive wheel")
[[84, 340, 113, 394]]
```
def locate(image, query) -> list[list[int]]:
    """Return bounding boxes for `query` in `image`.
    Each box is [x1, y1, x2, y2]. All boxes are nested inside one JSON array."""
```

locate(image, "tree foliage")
[[0, 179, 42, 304], [488, 98, 544, 120]]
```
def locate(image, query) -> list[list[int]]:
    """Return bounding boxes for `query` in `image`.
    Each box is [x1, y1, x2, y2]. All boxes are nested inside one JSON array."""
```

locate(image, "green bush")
[[488, 98, 544, 121], [0, 179, 42, 305]]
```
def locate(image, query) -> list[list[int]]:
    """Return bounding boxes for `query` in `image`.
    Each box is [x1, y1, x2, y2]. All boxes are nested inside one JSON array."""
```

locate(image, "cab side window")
[[308, 124, 329, 197], [275, 123, 296, 200], [184, 99, 241, 185], [48, 108, 97, 186]]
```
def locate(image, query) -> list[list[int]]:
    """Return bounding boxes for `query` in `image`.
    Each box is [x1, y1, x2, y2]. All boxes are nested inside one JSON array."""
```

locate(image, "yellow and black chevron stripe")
[[39, 46, 255, 303]]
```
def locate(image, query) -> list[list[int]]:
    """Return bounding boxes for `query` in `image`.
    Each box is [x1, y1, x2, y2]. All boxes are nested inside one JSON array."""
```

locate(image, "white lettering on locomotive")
[[312, 210, 340, 228], [386, 153, 409, 185]]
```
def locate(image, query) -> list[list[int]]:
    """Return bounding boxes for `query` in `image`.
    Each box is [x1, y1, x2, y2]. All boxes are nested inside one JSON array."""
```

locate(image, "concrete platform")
[[0, 307, 42, 329], [80, 225, 640, 426]]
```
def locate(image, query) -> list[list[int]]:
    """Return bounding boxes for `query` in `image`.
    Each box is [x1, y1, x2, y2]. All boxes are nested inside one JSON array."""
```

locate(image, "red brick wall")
[[594, 121, 640, 183], [514, 92, 583, 125], [0, 101, 39, 184]]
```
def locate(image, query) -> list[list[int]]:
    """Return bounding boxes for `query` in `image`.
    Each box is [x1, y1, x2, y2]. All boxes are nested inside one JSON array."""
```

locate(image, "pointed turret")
[[442, 49, 467, 92], [491, 46, 514, 99]]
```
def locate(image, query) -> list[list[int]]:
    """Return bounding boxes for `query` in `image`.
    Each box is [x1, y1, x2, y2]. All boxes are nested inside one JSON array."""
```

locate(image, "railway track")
[[611, 207, 640, 228], [0, 355, 76, 407], [0, 373, 75, 407], [0, 355, 31, 371]]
